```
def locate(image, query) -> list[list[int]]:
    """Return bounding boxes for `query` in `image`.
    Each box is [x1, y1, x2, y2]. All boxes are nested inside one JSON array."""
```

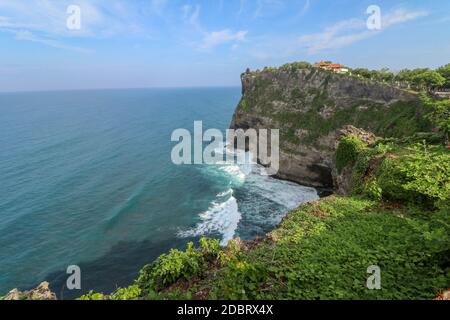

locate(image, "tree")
[[369, 70, 379, 81], [379, 68, 394, 83], [422, 93, 450, 146], [395, 69, 413, 88], [418, 71, 446, 91], [410, 68, 430, 90], [437, 64, 450, 88], [352, 68, 371, 79]]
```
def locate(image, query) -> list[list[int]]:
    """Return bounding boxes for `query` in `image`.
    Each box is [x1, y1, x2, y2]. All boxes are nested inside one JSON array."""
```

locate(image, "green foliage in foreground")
[[78, 291, 106, 301], [204, 197, 449, 300], [78, 285, 142, 301], [422, 93, 450, 145], [348, 139, 450, 209], [78, 238, 222, 300], [336, 135, 366, 173], [138, 242, 205, 293]]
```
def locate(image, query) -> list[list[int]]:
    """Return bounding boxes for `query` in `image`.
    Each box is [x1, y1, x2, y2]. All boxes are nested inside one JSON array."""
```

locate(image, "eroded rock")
[[4, 282, 57, 301]]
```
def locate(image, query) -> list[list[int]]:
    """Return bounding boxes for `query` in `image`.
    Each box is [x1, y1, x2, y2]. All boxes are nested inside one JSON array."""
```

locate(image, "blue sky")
[[0, 0, 449, 91]]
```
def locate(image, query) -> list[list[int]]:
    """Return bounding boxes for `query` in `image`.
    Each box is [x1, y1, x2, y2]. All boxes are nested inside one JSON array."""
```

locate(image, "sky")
[[0, 0, 449, 92]]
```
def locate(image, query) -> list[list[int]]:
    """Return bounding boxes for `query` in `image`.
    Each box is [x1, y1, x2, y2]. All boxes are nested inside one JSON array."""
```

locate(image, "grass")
[[198, 196, 449, 300]]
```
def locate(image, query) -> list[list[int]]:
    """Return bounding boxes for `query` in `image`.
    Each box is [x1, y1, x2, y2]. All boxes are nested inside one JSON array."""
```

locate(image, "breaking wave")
[[178, 147, 319, 245]]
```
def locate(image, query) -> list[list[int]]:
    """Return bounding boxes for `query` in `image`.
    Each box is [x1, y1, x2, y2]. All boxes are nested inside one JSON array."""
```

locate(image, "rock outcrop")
[[230, 64, 421, 189], [4, 282, 56, 300]]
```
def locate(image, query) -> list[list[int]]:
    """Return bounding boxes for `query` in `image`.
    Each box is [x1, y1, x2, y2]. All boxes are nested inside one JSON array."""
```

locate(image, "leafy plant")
[[199, 237, 222, 261], [77, 291, 106, 300], [422, 93, 450, 146], [201, 197, 449, 300], [217, 239, 242, 266], [336, 135, 366, 173], [137, 242, 205, 293], [362, 178, 383, 201], [110, 285, 141, 300], [377, 143, 450, 207]]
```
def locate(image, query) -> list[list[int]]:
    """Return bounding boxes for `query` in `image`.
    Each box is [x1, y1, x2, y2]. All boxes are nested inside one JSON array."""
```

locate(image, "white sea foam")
[[246, 175, 319, 209], [178, 192, 241, 246], [178, 147, 319, 245]]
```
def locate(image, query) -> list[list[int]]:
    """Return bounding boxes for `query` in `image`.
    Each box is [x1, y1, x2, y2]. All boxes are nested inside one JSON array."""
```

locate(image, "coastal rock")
[[230, 65, 420, 189], [4, 282, 57, 300]]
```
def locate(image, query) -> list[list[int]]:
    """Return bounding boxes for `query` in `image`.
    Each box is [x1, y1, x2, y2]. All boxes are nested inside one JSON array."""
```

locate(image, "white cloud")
[[299, 19, 369, 54], [237, 0, 246, 16], [382, 8, 428, 28], [178, 4, 247, 52], [14, 30, 92, 53], [299, 8, 428, 54], [0, 0, 166, 51], [199, 29, 248, 50], [299, 0, 311, 16], [253, 0, 285, 19], [0, 0, 107, 37]]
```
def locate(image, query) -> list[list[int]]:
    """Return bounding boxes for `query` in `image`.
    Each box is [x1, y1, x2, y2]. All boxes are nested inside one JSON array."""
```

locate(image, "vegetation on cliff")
[[75, 67, 449, 301], [236, 62, 429, 148], [79, 129, 449, 300], [5, 62, 446, 301]]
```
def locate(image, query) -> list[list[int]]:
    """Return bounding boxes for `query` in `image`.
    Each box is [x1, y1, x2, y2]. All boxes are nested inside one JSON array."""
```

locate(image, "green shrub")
[[238, 98, 249, 111], [377, 143, 450, 207], [110, 285, 141, 300], [211, 260, 267, 300], [282, 61, 311, 70], [398, 145, 450, 204], [202, 196, 449, 300], [77, 290, 106, 300], [217, 239, 242, 266], [336, 135, 366, 173], [351, 148, 375, 183], [199, 237, 222, 261], [137, 242, 205, 293]]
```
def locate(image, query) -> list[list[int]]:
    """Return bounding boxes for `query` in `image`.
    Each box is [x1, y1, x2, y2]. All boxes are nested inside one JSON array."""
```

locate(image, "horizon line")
[[0, 85, 242, 95]]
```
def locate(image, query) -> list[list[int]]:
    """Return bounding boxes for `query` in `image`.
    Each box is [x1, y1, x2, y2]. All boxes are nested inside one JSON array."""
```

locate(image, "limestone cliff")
[[230, 64, 423, 189]]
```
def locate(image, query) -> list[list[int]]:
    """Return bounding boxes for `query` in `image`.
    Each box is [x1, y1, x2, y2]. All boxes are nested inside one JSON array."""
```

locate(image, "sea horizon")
[[0, 85, 242, 95]]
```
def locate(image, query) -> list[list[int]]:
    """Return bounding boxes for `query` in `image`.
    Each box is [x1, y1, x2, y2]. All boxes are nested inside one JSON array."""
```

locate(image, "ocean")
[[0, 88, 318, 299]]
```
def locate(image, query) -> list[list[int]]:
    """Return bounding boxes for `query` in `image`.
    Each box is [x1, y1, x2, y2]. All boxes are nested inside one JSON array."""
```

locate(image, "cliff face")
[[230, 64, 422, 189]]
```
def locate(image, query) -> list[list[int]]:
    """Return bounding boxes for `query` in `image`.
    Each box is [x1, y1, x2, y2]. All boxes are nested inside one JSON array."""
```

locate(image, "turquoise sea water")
[[0, 88, 318, 298]]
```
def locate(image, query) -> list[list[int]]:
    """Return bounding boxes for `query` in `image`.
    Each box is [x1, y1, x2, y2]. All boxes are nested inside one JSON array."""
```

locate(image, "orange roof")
[[314, 61, 346, 70], [329, 64, 344, 69]]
